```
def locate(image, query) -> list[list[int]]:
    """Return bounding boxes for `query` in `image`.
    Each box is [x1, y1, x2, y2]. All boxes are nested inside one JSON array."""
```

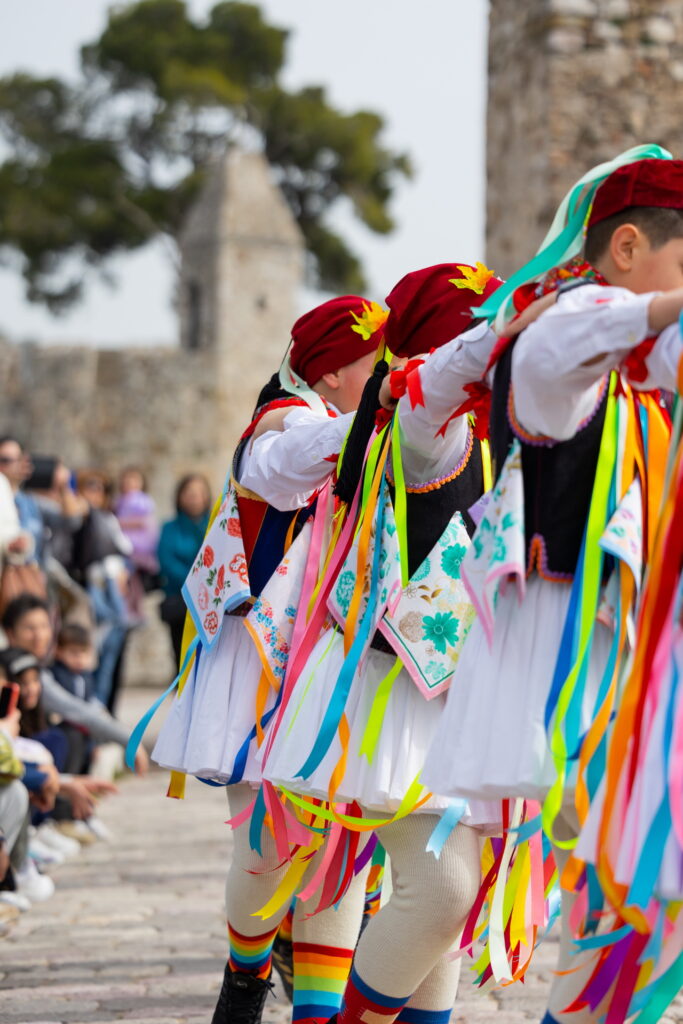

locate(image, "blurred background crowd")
[[0, 436, 213, 920]]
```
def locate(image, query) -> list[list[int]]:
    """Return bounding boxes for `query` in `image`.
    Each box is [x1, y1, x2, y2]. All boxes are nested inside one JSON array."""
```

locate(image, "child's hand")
[[502, 292, 557, 338]]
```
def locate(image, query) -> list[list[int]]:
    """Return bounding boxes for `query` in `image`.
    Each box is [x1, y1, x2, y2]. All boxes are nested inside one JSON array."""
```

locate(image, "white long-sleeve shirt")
[[239, 407, 354, 511], [510, 284, 681, 440], [396, 322, 497, 482]]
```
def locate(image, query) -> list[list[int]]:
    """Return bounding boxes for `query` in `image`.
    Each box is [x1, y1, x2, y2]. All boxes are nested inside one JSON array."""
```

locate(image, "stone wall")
[[487, 0, 683, 276]]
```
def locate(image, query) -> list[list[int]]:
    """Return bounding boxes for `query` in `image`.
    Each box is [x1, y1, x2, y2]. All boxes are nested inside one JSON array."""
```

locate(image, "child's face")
[[8, 609, 52, 662], [57, 643, 96, 674], [18, 668, 42, 711], [613, 231, 683, 294], [121, 470, 144, 494]]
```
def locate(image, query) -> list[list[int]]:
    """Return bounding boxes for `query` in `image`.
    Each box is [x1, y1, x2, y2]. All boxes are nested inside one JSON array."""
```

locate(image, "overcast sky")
[[0, 0, 488, 345]]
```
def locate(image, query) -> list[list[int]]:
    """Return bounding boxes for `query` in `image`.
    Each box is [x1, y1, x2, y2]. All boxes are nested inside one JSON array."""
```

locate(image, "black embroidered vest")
[[397, 428, 483, 578], [489, 341, 609, 580]]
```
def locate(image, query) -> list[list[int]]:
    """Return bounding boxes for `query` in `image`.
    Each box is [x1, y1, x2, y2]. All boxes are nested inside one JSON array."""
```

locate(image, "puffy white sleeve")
[[238, 408, 354, 511], [511, 285, 656, 440], [397, 322, 496, 484]]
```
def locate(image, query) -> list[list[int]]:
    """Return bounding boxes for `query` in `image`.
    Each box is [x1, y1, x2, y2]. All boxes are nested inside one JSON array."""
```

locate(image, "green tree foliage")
[[0, 0, 411, 310]]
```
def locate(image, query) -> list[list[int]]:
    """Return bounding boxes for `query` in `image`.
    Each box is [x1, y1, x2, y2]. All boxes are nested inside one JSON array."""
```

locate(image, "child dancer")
[[262, 263, 503, 1024], [149, 296, 387, 1024], [423, 149, 683, 1022]]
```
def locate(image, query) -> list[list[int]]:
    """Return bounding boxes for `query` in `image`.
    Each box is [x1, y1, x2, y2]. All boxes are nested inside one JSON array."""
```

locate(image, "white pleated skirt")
[[262, 627, 500, 828], [422, 578, 613, 803], [152, 615, 270, 785]]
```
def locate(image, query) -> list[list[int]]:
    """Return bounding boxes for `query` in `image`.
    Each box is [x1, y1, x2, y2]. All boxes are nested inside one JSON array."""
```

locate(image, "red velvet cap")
[[384, 263, 503, 358], [588, 158, 683, 227], [290, 295, 387, 387]]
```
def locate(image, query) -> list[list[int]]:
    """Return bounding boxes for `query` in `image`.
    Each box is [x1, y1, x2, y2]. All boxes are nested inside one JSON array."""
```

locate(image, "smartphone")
[[0, 683, 19, 718]]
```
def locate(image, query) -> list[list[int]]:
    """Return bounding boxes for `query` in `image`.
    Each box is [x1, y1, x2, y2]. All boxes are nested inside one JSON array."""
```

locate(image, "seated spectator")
[[1, 595, 148, 774], [71, 471, 132, 707], [158, 474, 211, 666], [0, 661, 33, 911], [0, 647, 118, 848], [52, 623, 96, 704]]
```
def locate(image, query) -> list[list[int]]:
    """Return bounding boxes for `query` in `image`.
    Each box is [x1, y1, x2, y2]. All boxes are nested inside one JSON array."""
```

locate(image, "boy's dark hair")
[[1, 594, 50, 634], [56, 622, 92, 650], [585, 205, 683, 265]]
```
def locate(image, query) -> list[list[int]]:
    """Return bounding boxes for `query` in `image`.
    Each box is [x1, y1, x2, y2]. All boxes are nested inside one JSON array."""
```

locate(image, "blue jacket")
[[157, 512, 209, 596]]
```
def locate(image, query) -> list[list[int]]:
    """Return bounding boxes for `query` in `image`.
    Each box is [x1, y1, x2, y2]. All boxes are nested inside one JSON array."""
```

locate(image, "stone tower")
[[175, 146, 306, 488], [486, 0, 683, 277]]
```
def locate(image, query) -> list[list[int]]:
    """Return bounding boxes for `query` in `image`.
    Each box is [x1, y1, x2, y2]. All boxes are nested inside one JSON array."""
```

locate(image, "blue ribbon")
[[227, 695, 282, 786], [125, 635, 200, 770], [426, 800, 467, 859], [572, 922, 633, 951]]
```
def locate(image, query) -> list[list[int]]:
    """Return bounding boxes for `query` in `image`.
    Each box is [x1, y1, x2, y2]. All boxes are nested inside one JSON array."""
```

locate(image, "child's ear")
[[609, 223, 639, 272], [320, 370, 341, 391]]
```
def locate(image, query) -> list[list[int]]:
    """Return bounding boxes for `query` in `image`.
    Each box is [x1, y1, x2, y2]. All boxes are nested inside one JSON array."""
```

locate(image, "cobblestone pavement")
[[2, 689, 682, 1024]]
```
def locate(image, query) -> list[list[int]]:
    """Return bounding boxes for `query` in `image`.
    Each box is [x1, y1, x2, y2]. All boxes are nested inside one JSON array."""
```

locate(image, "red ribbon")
[[622, 336, 657, 384], [389, 358, 426, 407], [436, 380, 491, 440]]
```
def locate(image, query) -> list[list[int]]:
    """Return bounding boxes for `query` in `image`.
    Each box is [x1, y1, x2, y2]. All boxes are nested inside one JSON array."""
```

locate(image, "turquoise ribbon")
[[477, 144, 672, 325], [477, 187, 596, 323], [125, 635, 200, 770], [628, 947, 683, 1022]]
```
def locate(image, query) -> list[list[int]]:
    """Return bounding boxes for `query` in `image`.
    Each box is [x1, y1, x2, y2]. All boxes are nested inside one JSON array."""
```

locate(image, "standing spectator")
[[0, 438, 44, 566], [25, 457, 87, 573], [114, 467, 159, 620], [71, 471, 131, 707], [157, 474, 211, 666], [0, 472, 31, 563]]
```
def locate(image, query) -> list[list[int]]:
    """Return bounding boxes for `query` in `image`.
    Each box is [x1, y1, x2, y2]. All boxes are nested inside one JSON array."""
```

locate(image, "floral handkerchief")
[[378, 512, 475, 700], [460, 439, 526, 647], [182, 479, 251, 649], [245, 520, 313, 690]]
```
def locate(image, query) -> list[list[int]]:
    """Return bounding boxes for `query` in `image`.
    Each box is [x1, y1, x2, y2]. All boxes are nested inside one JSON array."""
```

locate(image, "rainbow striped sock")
[[292, 942, 354, 1024], [395, 1009, 452, 1024], [228, 922, 279, 979], [339, 966, 410, 1024]]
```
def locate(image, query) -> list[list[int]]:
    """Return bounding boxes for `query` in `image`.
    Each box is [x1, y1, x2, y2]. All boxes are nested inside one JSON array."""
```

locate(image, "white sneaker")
[[0, 890, 32, 912], [28, 836, 65, 867], [36, 822, 81, 859], [16, 859, 55, 902], [85, 816, 112, 841]]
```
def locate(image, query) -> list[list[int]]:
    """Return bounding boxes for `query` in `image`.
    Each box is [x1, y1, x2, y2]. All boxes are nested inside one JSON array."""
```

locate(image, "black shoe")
[[211, 964, 274, 1024], [271, 934, 294, 1003]]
